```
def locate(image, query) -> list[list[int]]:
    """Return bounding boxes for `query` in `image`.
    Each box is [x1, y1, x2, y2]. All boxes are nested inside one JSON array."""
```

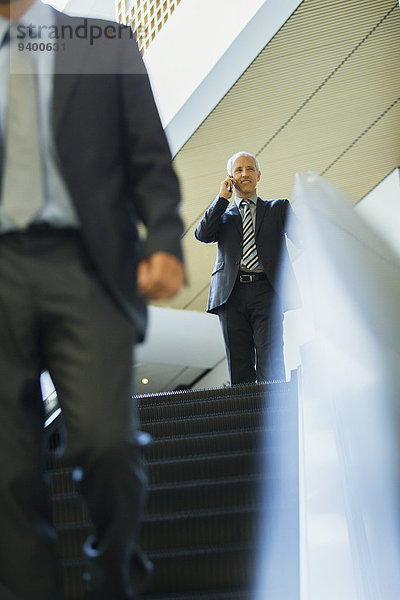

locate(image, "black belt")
[[1, 224, 79, 238], [237, 271, 267, 283]]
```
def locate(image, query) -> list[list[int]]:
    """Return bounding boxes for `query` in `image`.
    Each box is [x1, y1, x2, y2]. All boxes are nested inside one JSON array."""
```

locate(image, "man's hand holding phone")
[[219, 175, 236, 201]]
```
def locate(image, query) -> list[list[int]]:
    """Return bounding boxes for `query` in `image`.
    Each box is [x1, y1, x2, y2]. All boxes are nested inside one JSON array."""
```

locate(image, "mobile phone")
[[227, 175, 235, 192]]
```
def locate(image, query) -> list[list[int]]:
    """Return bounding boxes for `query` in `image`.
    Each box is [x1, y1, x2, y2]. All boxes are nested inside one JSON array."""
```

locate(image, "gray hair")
[[226, 151, 260, 176]]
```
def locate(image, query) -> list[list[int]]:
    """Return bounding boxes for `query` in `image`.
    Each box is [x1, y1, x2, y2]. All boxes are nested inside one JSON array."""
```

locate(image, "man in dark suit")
[[195, 151, 300, 385], [0, 1, 185, 599]]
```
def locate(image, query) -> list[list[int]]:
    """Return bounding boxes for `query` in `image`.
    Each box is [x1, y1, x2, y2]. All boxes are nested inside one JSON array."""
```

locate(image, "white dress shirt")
[[0, 0, 79, 233]]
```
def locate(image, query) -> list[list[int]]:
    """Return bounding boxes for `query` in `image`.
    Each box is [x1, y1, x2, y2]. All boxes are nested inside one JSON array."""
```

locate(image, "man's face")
[[0, 0, 24, 5], [231, 155, 261, 199], [0, 0, 35, 19]]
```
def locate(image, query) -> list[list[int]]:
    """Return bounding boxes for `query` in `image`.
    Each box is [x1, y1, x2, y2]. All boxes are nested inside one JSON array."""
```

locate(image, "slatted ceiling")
[[321, 100, 400, 185], [324, 103, 400, 199], [182, 35, 395, 183], [185, 288, 209, 312], [188, 1, 389, 126], [160, 0, 400, 316], [177, 0, 398, 170], [282, 0, 391, 36]]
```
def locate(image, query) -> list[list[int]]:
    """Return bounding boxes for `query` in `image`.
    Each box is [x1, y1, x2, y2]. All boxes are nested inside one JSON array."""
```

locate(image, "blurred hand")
[[137, 252, 185, 300]]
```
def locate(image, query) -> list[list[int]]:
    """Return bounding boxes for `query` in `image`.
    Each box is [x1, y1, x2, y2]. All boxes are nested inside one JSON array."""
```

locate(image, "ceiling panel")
[[134, 362, 207, 395]]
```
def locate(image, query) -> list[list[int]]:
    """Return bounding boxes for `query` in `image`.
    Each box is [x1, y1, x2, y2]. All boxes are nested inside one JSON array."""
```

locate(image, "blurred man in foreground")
[[0, 1, 185, 598]]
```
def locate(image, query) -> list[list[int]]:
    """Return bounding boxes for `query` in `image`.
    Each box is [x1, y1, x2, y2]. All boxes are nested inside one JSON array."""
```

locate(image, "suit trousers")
[[0, 230, 149, 600], [218, 277, 285, 384]]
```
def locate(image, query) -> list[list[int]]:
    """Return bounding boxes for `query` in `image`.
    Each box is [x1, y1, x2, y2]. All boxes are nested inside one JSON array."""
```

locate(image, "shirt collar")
[[0, 15, 9, 48], [0, 1, 53, 42], [234, 193, 258, 209], [21, 0, 51, 25], [18, 0, 54, 34]]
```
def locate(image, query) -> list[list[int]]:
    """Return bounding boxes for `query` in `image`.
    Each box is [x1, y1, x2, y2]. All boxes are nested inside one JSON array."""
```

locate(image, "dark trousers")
[[218, 278, 285, 385], [0, 231, 149, 600]]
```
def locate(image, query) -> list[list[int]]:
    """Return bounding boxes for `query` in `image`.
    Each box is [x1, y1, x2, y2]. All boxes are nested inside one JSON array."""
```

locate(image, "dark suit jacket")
[[0, 10, 183, 341], [195, 195, 301, 314]]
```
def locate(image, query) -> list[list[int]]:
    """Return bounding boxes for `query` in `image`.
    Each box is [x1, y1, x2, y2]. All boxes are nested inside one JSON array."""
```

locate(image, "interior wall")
[[355, 168, 400, 257]]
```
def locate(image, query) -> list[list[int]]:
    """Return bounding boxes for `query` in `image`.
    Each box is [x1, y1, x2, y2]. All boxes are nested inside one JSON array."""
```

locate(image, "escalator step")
[[137, 380, 293, 408], [147, 450, 265, 484], [47, 379, 299, 599], [142, 589, 253, 600], [139, 391, 294, 422], [142, 411, 268, 439], [144, 427, 290, 461]]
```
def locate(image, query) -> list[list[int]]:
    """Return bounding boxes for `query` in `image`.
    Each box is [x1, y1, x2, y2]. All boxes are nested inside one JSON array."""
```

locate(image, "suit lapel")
[[51, 11, 86, 136], [52, 75, 77, 137], [226, 202, 242, 235], [255, 197, 267, 237], [0, 138, 3, 183]]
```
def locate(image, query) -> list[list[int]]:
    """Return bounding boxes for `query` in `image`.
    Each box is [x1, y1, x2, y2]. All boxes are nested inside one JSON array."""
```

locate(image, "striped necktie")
[[1, 27, 44, 229], [241, 200, 260, 270]]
